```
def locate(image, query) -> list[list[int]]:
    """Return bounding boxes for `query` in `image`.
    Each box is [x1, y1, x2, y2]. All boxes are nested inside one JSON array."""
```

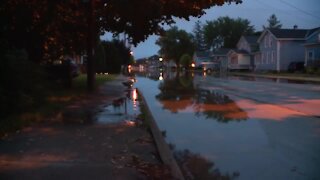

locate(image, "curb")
[[138, 89, 185, 180]]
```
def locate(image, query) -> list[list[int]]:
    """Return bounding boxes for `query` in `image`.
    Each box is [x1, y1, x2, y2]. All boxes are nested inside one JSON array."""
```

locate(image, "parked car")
[[202, 63, 219, 73], [46, 58, 79, 81], [287, 61, 305, 72]]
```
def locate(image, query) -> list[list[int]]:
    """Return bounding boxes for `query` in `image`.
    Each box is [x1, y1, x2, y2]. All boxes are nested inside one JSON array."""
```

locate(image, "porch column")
[[277, 41, 281, 72]]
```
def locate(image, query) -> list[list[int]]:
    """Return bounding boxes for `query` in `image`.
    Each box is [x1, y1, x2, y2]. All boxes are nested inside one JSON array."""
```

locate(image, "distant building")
[[227, 35, 260, 71], [212, 48, 232, 72], [227, 49, 251, 70]]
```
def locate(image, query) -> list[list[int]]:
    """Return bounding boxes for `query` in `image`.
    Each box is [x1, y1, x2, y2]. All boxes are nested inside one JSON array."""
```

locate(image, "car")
[[46, 58, 79, 81], [202, 63, 219, 73], [288, 61, 305, 72]]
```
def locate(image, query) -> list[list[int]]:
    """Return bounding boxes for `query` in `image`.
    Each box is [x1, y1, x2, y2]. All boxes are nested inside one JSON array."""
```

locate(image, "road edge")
[[137, 89, 185, 180]]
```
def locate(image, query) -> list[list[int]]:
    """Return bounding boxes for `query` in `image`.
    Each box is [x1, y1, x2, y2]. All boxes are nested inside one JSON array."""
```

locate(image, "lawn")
[[0, 74, 116, 137]]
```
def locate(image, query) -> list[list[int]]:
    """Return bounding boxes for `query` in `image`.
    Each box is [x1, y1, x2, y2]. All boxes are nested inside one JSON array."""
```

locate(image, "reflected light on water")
[[203, 72, 207, 77], [236, 99, 305, 121], [125, 120, 136, 126], [159, 73, 164, 81], [132, 88, 138, 110]]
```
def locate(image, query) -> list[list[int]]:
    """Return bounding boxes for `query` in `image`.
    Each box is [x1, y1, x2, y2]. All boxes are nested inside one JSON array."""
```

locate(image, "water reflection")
[[174, 149, 240, 180], [194, 89, 247, 122], [156, 73, 195, 113], [155, 72, 247, 122], [96, 87, 140, 124]]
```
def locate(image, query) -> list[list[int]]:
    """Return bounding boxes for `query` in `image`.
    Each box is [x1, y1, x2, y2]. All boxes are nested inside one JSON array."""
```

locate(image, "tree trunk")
[[86, 0, 95, 92]]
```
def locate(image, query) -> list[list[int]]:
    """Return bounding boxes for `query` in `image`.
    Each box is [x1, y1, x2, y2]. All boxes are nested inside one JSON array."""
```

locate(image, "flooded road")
[[135, 72, 320, 180]]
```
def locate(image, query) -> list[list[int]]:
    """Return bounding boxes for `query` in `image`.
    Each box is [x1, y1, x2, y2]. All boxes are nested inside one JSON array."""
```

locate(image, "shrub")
[[179, 54, 192, 69], [0, 49, 47, 118]]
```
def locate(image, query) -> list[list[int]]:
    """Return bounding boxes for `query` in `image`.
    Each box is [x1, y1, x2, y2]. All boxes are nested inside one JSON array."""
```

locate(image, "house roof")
[[306, 27, 320, 37], [194, 51, 211, 58], [243, 36, 259, 44], [227, 49, 249, 55], [233, 49, 249, 54], [268, 28, 308, 39], [212, 48, 232, 56]]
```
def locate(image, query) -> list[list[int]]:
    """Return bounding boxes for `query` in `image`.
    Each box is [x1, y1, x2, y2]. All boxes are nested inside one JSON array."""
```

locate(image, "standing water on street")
[[134, 71, 320, 180]]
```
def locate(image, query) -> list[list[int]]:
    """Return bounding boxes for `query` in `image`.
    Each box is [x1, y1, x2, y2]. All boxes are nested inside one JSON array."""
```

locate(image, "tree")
[[192, 21, 207, 51], [263, 14, 282, 29], [180, 54, 193, 69], [98, 40, 132, 74], [156, 26, 195, 67], [203, 16, 255, 49], [1, 0, 242, 91]]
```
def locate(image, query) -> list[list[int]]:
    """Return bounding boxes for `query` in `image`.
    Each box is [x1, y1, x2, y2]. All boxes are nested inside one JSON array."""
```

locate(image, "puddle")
[[95, 88, 140, 124]]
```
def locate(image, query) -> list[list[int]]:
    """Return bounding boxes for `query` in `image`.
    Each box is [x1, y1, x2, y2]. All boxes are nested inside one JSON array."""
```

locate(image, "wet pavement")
[[228, 75, 320, 85], [135, 72, 320, 180], [0, 76, 171, 180], [196, 75, 320, 117]]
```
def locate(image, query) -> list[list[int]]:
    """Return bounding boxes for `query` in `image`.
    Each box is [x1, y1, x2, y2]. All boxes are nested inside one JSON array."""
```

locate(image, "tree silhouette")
[[193, 21, 207, 51], [263, 14, 282, 29], [156, 26, 195, 67], [203, 16, 255, 49]]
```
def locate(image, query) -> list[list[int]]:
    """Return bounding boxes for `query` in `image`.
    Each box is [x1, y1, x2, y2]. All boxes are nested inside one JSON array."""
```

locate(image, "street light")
[[159, 57, 163, 62]]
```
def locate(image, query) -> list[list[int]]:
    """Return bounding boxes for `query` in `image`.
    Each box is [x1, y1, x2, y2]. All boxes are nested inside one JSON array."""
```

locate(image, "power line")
[[279, 0, 320, 20]]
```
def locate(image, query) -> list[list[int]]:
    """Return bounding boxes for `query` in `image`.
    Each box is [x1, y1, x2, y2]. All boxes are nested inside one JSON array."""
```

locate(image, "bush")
[[0, 49, 47, 118], [179, 54, 192, 69]]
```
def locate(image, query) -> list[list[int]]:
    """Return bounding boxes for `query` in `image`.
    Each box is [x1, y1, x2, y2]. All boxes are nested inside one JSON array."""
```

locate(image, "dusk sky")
[[101, 0, 320, 59]]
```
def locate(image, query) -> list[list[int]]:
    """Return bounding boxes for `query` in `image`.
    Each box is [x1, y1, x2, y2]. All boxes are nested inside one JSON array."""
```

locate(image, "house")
[[212, 48, 232, 72], [256, 28, 308, 72], [304, 27, 320, 67], [146, 55, 162, 69], [227, 49, 251, 70], [226, 35, 259, 71]]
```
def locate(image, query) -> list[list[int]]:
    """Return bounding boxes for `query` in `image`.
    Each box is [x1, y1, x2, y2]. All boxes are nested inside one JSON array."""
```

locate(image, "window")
[[308, 51, 314, 60], [269, 36, 272, 47], [256, 54, 261, 64], [261, 53, 264, 64], [267, 52, 269, 64]]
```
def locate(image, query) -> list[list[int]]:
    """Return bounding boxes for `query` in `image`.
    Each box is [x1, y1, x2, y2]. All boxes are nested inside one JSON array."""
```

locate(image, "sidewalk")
[[0, 75, 172, 180]]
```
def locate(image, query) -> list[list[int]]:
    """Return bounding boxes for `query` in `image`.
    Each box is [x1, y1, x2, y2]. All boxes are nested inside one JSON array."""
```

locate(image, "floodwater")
[[135, 71, 320, 180], [95, 88, 140, 124]]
